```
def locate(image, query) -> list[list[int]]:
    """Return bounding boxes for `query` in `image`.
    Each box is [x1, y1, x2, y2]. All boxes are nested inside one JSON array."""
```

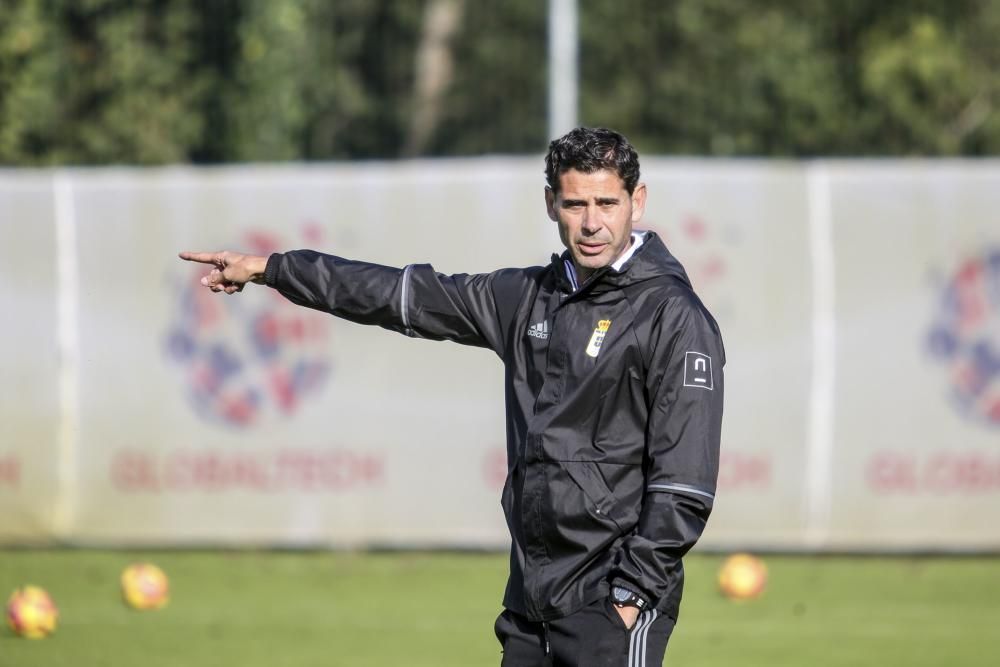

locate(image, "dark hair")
[[545, 127, 640, 194]]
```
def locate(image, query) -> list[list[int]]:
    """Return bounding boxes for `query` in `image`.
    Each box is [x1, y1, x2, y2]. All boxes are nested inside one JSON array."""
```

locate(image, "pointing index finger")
[[179, 251, 223, 265]]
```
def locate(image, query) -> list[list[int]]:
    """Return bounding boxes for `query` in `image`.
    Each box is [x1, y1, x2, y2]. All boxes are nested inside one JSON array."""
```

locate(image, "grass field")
[[2, 550, 999, 666]]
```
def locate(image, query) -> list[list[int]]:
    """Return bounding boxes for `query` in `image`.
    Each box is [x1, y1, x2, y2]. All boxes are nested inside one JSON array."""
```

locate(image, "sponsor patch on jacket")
[[683, 351, 713, 390], [526, 320, 549, 340], [585, 319, 612, 357]]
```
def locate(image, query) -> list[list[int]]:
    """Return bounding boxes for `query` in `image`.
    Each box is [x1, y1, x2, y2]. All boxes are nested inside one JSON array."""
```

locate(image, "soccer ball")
[[6, 586, 59, 639], [121, 563, 170, 610], [717, 553, 768, 600]]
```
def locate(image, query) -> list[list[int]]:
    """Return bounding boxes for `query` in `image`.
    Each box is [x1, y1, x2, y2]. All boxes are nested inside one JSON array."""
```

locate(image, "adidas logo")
[[526, 320, 550, 340]]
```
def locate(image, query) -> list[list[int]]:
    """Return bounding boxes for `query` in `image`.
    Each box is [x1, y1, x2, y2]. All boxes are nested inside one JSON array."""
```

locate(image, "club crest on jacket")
[[585, 319, 612, 358]]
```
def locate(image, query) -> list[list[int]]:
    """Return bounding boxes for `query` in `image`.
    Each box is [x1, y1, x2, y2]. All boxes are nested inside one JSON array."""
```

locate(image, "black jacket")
[[264, 231, 724, 622]]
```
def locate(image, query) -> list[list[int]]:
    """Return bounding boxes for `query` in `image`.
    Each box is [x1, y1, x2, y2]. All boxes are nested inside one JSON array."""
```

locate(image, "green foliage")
[[0, 0, 61, 163], [858, 11, 1000, 155], [1, 0, 210, 165], [580, 0, 1000, 156], [581, 0, 844, 155], [222, 1, 426, 161], [1, 0, 998, 164], [431, 2, 548, 156], [223, 0, 313, 162]]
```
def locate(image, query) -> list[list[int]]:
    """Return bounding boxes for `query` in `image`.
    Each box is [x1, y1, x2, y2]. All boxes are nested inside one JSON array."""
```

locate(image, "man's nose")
[[581, 205, 602, 232]]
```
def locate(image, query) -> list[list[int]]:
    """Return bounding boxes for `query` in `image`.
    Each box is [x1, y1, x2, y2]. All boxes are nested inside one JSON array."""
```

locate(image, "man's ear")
[[630, 182, 647, 223], [545, 187, 558, 222]]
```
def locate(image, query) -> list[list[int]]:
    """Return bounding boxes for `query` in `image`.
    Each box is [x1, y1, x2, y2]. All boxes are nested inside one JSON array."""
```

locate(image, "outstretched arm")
[[265, 250, 519, 355], [178, 251, 268, 294], [180, 248, 533, 359]]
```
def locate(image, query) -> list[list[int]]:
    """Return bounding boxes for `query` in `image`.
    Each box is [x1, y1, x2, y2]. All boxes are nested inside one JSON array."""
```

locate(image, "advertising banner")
[[824, 164, 1000, 549], [0, 173, 61, 542], [1, 159, 997, 550]]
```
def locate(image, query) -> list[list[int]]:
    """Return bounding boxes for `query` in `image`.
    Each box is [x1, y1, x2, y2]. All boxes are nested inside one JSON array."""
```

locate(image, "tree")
[[1, 0, 998, 164], [0, 0, 62, 164]]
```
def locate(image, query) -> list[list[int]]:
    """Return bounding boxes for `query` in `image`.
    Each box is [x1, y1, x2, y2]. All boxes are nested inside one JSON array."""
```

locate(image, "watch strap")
[[611, 585, 647, 609]]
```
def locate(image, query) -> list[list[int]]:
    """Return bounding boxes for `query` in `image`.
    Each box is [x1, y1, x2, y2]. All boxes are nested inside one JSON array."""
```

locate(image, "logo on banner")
[[927, 248, 1000, 428], [165, 226, 332, 428]]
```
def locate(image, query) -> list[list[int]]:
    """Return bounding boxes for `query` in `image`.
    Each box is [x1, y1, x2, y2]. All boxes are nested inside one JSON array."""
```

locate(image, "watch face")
[[612, 587, 632, 603]]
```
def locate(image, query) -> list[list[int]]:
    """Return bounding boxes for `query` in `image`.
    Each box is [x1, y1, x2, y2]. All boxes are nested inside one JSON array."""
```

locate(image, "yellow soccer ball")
[[717, 553, 768, 600], [121, 563, 170, 610], [6, 585, 59, 639]]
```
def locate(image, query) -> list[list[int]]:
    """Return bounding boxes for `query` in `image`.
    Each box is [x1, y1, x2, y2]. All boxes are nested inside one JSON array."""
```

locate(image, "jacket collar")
[[550, 230, 691, 295]]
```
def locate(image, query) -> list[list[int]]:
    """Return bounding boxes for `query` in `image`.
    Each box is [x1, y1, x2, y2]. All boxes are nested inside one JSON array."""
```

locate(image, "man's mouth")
[[577, 242, 608, 256]]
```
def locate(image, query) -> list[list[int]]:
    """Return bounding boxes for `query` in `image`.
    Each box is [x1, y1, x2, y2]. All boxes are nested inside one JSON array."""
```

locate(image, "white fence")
[[1, 159, 998, 551]]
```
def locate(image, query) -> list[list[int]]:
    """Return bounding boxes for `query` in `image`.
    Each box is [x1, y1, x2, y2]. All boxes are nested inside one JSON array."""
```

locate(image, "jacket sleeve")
[[610, 293, 725, 608], [263, 250, 520, 358]]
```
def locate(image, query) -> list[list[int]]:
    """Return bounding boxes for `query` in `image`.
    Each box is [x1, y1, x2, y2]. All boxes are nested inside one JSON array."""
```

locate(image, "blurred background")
[[3, 0, 1000, 162], [1, 1, 999, 666]]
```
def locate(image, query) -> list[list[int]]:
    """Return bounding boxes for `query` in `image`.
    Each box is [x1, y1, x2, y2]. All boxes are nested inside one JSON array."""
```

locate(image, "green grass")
[[1, 551, 998, 666]]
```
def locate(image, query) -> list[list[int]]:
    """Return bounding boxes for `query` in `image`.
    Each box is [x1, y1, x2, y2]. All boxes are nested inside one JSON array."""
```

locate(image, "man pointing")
[[182, 126, 725, 666]]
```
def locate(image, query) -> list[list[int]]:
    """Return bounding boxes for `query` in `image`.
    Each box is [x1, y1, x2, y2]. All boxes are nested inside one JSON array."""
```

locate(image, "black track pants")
[[494, 598, 676, 667]]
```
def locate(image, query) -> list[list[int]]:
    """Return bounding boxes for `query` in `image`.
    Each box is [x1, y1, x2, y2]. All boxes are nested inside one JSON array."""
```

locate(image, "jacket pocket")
[[602, 597, 631, 633], [559, 460, 630, 531]]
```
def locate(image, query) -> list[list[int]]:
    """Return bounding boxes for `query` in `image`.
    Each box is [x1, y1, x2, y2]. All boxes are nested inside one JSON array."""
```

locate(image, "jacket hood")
[[551, 230, 692, 294]]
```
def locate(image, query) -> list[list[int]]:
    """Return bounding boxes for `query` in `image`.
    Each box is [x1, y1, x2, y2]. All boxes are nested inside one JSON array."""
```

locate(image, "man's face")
[[546, 168, 647, 281]]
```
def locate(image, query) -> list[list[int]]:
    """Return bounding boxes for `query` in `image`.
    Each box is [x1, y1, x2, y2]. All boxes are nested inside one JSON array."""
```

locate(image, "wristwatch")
[[610, 585, 647, 609]]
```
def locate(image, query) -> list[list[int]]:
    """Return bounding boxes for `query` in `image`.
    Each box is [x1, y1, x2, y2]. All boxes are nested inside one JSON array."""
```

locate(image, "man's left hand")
[[614, 604, 640, 630]]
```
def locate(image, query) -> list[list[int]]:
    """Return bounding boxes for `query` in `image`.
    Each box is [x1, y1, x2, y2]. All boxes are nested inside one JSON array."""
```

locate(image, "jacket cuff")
[[263, 252, 283, 286]]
